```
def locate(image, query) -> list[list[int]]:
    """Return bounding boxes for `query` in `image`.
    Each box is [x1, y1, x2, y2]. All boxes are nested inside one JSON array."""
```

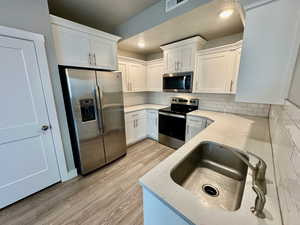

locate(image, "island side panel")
[[142, 187, 194, 225]]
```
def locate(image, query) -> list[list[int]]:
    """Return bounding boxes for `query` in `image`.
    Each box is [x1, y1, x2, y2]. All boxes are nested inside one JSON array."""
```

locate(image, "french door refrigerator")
[[60, 67, 126, 175]]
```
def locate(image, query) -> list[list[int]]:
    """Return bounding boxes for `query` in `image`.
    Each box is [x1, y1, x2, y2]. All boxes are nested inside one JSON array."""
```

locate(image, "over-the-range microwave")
[[163, 71, 193, 93]]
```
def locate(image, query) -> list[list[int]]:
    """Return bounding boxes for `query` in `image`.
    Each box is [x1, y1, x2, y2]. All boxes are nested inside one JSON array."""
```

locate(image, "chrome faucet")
[[227, 149, 267, 218]]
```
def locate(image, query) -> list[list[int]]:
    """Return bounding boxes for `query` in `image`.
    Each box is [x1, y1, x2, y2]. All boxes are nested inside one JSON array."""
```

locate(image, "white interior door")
[[0, 36, 60, 208]]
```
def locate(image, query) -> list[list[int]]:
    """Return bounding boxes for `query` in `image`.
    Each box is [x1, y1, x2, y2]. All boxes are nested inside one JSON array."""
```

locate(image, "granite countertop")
[[124, 104, 167, 113], [139, 110, 282, 225]]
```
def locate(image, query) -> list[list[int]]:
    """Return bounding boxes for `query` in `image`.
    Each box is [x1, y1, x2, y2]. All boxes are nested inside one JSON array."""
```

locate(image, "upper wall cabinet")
[[194, 41, 242, 94], [236, 0, 300, 104], [161, 36, 207, 73], [118, 56, 147, 92], [51, 15, 121, 70], [147, 59, 164, 92]]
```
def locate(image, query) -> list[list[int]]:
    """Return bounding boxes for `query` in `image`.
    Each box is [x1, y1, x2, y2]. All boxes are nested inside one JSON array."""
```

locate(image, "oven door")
[[158, 112, 186, 149], [163, 72, 193, 93]]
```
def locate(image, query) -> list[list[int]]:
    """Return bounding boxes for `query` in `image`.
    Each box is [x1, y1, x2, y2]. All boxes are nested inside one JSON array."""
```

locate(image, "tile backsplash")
[[269, 101, 300, 225], [123, 92, 148, 107], [147, 92, 270, 117]]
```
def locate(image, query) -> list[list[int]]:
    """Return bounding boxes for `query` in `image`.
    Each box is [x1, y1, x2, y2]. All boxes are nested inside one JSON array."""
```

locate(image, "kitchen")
[[0, 0, 300, 225]]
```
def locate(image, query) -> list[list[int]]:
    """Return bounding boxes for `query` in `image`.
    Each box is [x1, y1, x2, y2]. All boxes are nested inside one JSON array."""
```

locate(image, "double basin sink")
[[171, 142, 249, 211]]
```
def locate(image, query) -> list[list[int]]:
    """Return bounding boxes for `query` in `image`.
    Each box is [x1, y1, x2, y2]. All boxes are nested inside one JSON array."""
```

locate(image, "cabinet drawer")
[[125, 110, 147, 122]]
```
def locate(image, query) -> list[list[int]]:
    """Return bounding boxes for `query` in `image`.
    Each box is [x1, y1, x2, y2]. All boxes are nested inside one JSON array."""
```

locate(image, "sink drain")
[[202, 184, 219, 197]]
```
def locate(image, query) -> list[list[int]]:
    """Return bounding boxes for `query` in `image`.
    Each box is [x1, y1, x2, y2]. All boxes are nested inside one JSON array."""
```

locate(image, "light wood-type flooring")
[[0, 139, 174, 225]]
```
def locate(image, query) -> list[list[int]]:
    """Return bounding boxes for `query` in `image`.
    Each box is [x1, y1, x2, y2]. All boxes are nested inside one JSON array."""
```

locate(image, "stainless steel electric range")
[[158, 97, 199, 149]]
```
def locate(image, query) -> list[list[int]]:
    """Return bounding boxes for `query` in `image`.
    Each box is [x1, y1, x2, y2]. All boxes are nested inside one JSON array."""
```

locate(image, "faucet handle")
[[247, 151, 267, 194], [251, 184, 266, 219]]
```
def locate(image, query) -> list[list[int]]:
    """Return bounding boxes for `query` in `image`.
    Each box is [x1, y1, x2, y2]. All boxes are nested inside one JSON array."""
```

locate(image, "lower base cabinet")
[[143, 188, 193, 225], [147, 110, 158, 141], [125, 110, 147, 145], [125, 109, 159, 145], [186, 116, 212, 142]]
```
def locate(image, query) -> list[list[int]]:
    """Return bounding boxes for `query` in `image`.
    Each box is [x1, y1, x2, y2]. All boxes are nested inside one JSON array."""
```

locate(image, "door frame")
[[0, 25, 74, 182]]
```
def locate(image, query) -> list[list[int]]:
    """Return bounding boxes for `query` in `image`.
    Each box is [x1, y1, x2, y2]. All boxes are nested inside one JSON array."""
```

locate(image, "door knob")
[[41, 125, 49, 131]]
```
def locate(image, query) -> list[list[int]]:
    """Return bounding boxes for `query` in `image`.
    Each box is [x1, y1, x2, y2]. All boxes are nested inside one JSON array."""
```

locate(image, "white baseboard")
[[61, 169, 78, 182]]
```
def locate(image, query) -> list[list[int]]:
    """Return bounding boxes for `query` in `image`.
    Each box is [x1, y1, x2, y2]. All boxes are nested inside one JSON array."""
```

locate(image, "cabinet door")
[[118, 62, 129, 92], [136, 118, 147, 141], [186, 118, 207, 142], [90, 36, 117, 70], [165, 49, 181, 73], [128, 63, 147, 92], [52, 24, 90, 67], [147, 111, 158, 140], [125, 119, 135, 145], [180, 46, 194, 72], [195, 51, 235, 93], [147, 62, 164, 92], [231, 48, 242, 93]]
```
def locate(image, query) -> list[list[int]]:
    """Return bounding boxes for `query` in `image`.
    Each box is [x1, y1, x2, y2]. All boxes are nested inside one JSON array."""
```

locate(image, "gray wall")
[[202, 33, 243, 49], [288, 47, 300, 107], [146, 52, 163, 61], [0, 0, 75, 171], [114, 0, 210, 39], [118, 49, 146, 60]]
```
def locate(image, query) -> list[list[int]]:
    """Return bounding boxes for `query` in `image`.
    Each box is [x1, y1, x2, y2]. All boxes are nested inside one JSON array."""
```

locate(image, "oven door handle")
[[159, 112, 186, 119]]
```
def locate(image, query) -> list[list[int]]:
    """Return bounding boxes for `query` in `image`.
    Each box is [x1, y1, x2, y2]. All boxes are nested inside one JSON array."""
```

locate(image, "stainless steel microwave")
[[163, 72, 193, 93]]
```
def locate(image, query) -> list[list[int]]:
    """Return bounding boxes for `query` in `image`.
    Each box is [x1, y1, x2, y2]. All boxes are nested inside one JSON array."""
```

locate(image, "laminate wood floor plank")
[[0, 139, 174, 225]]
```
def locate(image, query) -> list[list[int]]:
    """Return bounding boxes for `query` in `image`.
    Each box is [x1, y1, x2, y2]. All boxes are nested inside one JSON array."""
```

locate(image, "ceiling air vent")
[[166, 0, 189, 12]]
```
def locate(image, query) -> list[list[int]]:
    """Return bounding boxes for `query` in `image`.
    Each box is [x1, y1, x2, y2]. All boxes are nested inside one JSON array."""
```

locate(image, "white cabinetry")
[[194, 42, 242, 94], [147, 110, 159, 140], [186, 116, 208, 142], [125, 109, 159, 145], [161, 36, 207, 73], [125, 110, 147, 145], [118, 57, 147, 92], [147, 59, 164, 92], [185, 116, 213, 142], [90, 35, 118, 70], [51, 15, 120, 70], [51, 24, 90, 68], [236, 1, 300, 104]]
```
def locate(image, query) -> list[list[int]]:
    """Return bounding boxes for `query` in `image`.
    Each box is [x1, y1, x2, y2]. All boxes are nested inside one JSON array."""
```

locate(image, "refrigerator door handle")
[[95, 85, 105, 134]]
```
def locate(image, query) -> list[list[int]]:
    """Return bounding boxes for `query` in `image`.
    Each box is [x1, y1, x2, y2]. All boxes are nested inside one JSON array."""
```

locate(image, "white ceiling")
[[47, 0, 161, 33], [119, 0, 244, 55]]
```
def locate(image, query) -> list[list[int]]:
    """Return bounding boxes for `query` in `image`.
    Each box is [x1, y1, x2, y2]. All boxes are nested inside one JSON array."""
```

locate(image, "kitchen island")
[[140, 110, 282, 225]]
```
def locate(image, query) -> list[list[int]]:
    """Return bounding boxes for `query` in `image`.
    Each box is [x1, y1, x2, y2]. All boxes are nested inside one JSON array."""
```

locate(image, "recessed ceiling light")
[[219, 9, 234, 19], [138, 41, 145, 48]]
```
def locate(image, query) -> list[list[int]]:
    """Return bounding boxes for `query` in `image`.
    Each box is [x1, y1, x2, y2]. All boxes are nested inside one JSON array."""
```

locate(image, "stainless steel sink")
[[171, 142, 249, 211]]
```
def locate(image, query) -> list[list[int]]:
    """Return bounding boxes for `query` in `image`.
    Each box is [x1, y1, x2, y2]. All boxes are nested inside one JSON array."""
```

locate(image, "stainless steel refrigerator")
[[60, 67, 126, 175]]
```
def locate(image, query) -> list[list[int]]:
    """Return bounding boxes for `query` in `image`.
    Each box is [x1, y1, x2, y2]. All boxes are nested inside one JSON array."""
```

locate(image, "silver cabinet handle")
[[41, 125, 49, 131], [93, 53, 96, 66], [130, 82, 133, 92], [230, 80, 234, 92], [88, 53, 92, 65]]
